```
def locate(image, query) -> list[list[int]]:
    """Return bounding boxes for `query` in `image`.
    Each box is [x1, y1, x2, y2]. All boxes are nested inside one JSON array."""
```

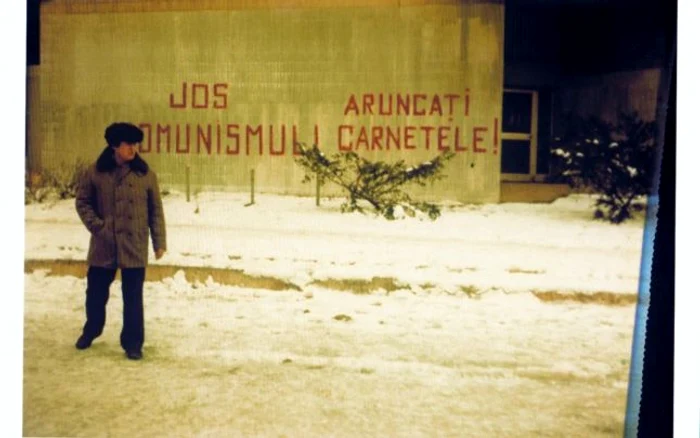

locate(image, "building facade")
[[28, 0, 668, 203]]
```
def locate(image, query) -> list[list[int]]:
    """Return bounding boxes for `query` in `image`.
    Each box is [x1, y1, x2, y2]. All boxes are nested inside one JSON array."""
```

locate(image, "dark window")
[[501, 140, 531, 174], [502, 92, 532, 134]]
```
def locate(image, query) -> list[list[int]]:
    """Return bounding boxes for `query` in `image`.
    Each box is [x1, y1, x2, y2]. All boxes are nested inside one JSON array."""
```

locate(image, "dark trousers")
[[81, 266, 146, 352]]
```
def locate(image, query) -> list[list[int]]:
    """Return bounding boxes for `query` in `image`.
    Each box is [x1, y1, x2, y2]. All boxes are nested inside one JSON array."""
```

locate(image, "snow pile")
[[161, 270, 191, 295]]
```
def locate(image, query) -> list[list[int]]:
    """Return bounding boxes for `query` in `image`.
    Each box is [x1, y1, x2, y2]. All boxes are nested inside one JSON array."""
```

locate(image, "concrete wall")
[[32, 0, 505, 203]]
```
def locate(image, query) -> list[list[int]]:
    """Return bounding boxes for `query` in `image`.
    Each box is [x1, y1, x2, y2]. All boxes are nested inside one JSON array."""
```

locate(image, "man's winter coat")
[[76, 147, 167, 268]]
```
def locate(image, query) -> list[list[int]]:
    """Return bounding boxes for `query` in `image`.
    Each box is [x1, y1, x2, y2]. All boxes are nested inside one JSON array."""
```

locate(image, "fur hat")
[[104, 122, 144, 148]]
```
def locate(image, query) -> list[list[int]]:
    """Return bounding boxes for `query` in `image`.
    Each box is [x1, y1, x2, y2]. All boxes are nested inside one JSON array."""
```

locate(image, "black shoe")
[[75, 335, 93, 350], [125, 350, 143, 360]]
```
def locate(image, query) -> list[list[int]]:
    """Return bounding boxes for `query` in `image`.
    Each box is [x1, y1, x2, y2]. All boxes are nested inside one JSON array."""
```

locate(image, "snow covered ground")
[[25, 191, 646, 296], [23, 192, 647, 437]]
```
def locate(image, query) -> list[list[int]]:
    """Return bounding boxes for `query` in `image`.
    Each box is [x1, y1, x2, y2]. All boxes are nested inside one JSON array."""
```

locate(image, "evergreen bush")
[[550, 112, 656, 223], [295, 144, 455, 220], [25, 159, 89, 204]]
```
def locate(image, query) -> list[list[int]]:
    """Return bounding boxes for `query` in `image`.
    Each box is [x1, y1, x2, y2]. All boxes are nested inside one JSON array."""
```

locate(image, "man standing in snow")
[[74, 122, 167, 360]]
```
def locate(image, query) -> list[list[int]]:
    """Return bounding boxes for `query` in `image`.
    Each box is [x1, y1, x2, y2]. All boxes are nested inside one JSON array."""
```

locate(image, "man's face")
[[114, 142, 139, 163]]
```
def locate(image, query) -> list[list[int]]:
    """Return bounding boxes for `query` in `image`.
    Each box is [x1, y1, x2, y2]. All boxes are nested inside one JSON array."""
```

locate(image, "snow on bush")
[[550, 112, 656, 223], [25, 159, 89, 204]]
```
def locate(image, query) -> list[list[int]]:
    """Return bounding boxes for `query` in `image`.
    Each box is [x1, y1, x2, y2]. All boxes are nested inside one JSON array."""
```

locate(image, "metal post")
[[316, 173, 321, 207], [186, 165, 191, 202], [250, 169, 255, 205]]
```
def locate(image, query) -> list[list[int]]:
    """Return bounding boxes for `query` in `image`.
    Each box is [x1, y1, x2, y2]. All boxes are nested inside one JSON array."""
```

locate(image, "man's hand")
[[155, 248, 165, 260]]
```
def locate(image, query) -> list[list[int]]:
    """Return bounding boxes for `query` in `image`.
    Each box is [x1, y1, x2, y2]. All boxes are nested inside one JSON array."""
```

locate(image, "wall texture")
[[32, 0, 505, 203]]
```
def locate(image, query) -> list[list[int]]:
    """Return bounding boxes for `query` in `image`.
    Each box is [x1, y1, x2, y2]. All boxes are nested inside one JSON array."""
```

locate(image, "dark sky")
[[27, 0, 39, 66], [505, 0, 676, 74]]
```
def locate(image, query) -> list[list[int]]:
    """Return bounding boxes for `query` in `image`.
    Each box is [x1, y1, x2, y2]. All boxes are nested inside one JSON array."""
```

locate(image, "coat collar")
[[95, 146, 149, 175]]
